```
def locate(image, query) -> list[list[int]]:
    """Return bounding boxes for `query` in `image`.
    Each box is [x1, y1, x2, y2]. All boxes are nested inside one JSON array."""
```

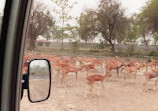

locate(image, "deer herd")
[[23, 52, 158, 97]]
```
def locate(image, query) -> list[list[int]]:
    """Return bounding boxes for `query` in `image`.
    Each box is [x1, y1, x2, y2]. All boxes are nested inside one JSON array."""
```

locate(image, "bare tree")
[[52, 0, 77, 50], [27, 1, 55, 50]]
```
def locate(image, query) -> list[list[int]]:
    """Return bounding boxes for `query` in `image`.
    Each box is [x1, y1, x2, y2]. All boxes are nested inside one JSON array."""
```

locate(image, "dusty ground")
[[20, 67, 158, 111]]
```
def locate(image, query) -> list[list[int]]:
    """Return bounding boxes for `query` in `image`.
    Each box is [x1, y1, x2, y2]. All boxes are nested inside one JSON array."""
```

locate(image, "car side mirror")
[[27, 59, 51, 103]]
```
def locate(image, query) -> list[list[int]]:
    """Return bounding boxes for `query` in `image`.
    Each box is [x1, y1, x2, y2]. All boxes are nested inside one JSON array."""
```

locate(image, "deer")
[[60, 64, 86, 83], [52, 61, 69, 80], [144, 59, 155, 72], [77, 57, 98, 76], [52, 56, 80, 80], [122, 65, 138, 84], [154, 60, 158, 68], [125, 59, 143, 70], [84, 63, 96, 76], [126, 58, 137, 67], [152, 68, 158, 73], [84, 73, 111, 98], [121, 58, 143, 84], [105, 57, 124, 77], [143, 71, 158, 91], [134, 62, 143, 70], [94, 58, 105, 71]]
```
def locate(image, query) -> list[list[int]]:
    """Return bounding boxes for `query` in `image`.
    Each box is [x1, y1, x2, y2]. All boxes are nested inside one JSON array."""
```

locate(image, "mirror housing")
[[21, 59, 51, 103]]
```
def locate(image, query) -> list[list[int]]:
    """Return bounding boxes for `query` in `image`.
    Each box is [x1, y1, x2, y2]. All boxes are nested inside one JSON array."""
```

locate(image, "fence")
[[36, 41, 158, 51]]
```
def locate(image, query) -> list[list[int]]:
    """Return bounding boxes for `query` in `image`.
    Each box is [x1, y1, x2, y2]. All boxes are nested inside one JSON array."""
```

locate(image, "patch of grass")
[[148, 51, 158, 56], [25, 46, 158, 59]]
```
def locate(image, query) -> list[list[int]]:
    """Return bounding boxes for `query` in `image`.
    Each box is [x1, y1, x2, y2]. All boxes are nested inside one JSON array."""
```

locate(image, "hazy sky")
[[0, 0, 6, 15], [70, 0, 149, 17], [0, 0, 149, 16], [120, 0, 149, 15]]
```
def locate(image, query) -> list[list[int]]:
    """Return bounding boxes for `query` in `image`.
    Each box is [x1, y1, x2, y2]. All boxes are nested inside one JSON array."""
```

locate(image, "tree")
[[78, 0, 129, 53], [138, 0, 158, 47], [52, 0, 77, 50], [43, 31, 52, 40], [27, 1, 55, 50], [124, 25, 139, 44], [141, 0, 158, 33], [78, 9, 105, 43], [153, 33, 158, 51], [123, 15, 140, 44], [137, 13, 151, 46], [97, 0, 129, 53], [77, 9, 98, 43]]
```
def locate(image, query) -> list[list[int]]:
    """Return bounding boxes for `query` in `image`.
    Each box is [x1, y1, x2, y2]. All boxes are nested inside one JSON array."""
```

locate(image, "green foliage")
[[98, 0, 129, 43], [32, 45, 158, 59], [77, 10, 98, 42], [52, 0, 78, 49], [78, 0, 130, 53], [27, 1, 55, 50], [153, 33, 158, 49], [126, 45, 135, 56], [97, 40, 109, 49], [137, 13, 151, 46], [138, 0, 158, 46], [140, 0, 158, 33], [51, 25, 69, 40], [124, 23, 140, 44], [71, 41, 80, 52], [148, 51, 158, 56]]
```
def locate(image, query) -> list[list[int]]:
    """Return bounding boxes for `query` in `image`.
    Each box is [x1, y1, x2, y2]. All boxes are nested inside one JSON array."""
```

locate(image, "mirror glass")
[[28, 59, 50, 102]]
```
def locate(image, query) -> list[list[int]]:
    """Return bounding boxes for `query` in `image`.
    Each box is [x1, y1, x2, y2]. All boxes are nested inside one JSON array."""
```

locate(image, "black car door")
[[0, 0, 32, 111]]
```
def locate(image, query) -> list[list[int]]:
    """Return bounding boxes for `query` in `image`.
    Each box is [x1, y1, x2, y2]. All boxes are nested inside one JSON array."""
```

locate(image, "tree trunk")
[[61, 13, 64, 50], [28, 36, 36, 51], [61, 36, 63, 50], [143, 36, 149, 48], [155, 44, 158, 51], [61, 26, 63, 50], [109, 41, 115, 54]]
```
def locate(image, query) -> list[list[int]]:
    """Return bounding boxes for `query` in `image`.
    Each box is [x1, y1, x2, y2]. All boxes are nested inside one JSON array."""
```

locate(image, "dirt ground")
[[20, 66, 158, 111]]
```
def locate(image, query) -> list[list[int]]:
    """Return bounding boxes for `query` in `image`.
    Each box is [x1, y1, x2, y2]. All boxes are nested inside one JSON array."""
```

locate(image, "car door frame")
[[0, 0, 32, 111]]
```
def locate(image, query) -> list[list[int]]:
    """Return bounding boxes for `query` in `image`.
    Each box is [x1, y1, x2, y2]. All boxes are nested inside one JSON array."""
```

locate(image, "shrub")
[[71, 41, 80, 52], [97, 40, 109, 49], [126, 45, 135, 56], [148, 51, 158, 56]]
